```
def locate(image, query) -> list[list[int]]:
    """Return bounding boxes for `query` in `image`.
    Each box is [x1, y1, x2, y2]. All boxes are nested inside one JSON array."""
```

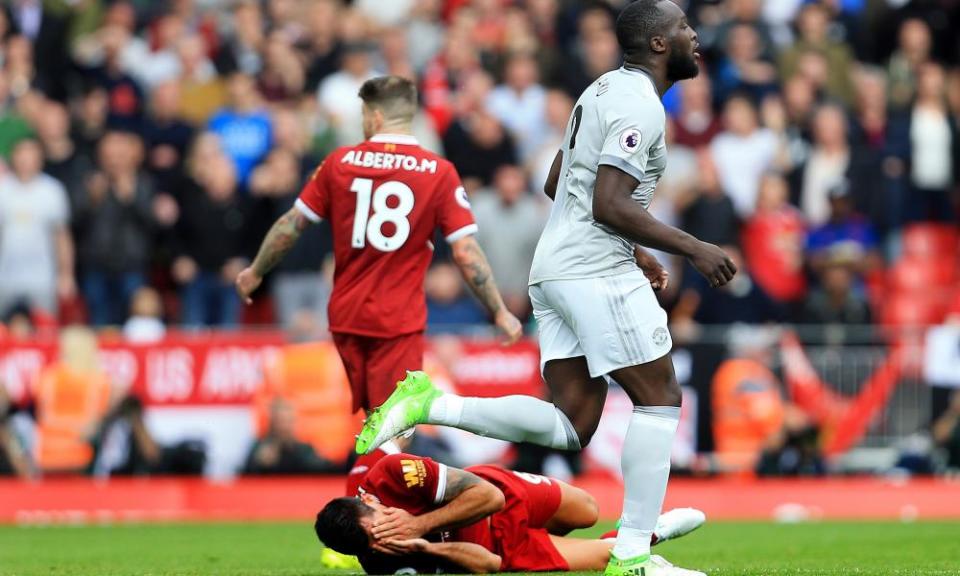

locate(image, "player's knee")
[[578, 490, 599, 527]]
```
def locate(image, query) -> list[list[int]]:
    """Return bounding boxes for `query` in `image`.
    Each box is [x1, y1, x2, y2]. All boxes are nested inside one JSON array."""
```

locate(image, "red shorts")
[[332, 331, 424, 413], [468, 466, 568, 571]]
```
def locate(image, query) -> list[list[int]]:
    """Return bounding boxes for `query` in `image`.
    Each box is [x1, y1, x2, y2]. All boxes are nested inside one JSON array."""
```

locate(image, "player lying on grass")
[[315, 446, 705, 574]]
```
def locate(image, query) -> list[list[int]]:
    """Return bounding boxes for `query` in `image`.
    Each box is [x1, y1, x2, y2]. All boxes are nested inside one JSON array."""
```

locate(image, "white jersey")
[[529, 67, 667, 285]]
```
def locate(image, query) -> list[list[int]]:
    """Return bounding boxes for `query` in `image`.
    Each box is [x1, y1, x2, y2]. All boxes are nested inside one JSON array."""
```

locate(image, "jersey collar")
[[620, 65, 661, 97], [370, 133, 419, 145]]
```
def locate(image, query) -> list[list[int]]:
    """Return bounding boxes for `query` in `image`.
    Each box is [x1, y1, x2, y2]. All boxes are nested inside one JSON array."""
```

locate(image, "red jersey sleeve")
[[363, 453, 448, 510], [295, 157, 334, 222], [436, 164, 478, 244]]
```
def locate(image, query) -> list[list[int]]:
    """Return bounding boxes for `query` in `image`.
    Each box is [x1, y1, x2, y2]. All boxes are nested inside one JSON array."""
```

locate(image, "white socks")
[[427, 394, 581, 451], [612, 405, 680, 560]]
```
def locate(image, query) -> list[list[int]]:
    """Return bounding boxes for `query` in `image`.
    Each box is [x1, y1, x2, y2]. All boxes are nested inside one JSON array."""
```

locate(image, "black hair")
[[314, 497, 374, 556], [615, 0, 670, 56]]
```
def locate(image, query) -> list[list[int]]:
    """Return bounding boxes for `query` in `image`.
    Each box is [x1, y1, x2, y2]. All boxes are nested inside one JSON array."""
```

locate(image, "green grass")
[[1, 521, 958, 575]]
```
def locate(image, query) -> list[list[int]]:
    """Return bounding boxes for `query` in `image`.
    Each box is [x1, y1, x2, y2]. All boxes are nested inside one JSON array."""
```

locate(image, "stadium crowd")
[[0, 0, 957, 336], [2, 0, 960, 480]]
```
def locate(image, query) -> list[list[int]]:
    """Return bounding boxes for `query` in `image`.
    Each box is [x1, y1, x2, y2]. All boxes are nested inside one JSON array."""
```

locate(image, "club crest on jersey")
[[454, 186, 471, 209], [619, 128, 642, 153]]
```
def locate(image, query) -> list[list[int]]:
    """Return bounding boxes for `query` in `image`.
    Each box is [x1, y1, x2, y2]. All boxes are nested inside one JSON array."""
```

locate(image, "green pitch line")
[[1, 521, 959, 575]]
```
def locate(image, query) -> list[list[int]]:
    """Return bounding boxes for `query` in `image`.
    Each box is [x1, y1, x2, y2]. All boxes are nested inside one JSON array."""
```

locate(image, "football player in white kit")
[[355, 2, 735, 574]]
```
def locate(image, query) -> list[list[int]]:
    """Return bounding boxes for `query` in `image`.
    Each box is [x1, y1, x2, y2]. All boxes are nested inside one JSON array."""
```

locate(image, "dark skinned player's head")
[[315, 497, 375, 555], [615, 0, 700, 82]]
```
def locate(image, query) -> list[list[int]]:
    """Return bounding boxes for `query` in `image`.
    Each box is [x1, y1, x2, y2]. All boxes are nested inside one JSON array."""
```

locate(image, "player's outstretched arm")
[[235, 207, 313, 303], [593, 165, 737, 288], [379, 539, 502, 574], [450, 235, 523, 344]]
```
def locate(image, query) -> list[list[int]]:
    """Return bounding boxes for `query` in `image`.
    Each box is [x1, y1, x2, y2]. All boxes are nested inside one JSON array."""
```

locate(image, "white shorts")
[[529, 270, 672, 378]]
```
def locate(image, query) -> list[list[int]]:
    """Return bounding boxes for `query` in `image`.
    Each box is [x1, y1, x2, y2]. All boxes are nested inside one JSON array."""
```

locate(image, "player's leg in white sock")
[[428, 394, 581, 451], [607, 354, 682, 561], [427, 356, 605, 452], [612, 405, 680, 559]]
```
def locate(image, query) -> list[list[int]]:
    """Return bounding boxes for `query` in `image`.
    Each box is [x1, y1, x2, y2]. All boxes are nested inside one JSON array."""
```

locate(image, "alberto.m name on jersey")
[[341, 150, 439, 173]]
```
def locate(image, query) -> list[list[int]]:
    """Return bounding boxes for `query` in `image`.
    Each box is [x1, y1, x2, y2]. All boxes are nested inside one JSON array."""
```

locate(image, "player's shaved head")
[[358, 75, 418, 124], [315, 497, 374, 555], [615, 0, 672, 56]]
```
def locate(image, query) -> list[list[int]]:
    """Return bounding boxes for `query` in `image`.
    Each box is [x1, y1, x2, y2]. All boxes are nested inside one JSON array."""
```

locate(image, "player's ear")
[[650, 34, 667, 54]]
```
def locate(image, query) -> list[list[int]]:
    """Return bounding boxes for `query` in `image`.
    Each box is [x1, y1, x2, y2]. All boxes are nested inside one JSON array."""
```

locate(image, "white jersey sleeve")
[[598, 98, 666, 184]]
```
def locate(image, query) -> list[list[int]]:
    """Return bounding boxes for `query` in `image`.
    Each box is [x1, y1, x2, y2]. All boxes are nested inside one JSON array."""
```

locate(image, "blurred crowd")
[[0, 0, 958, 338]]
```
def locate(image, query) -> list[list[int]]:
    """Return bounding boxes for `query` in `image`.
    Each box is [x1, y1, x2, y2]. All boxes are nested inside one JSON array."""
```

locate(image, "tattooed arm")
[[372, 467, 506, 542], [235, 207, 313, 303], [450, 235, 523, 344]]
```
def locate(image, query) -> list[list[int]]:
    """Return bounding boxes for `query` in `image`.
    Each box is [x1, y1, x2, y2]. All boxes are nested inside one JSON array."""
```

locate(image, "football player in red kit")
[[236, 75, 522, 413], [318, 449, 706, 574]]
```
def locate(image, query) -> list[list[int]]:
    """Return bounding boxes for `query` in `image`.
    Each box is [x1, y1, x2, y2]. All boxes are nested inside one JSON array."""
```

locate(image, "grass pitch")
[[1, 520, 958, 575]]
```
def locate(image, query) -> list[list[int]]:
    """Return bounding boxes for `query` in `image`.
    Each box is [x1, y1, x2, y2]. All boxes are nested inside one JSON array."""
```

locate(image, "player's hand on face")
[[379, 538, 431, 555], [689, 241, 737, 289], [371, 507, 425, 542], [235, 267, 263, 305], [494, 310, 523, 346]]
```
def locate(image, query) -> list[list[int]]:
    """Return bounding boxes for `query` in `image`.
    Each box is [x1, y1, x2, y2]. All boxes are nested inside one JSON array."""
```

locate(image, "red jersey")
[[356, 454, 568, 572], [296, 134, 477, 338]]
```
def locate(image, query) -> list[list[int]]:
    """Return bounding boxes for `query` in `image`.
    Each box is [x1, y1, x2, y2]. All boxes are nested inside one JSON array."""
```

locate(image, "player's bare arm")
[[450, 235, 523, 344], [379, 539, 502, 574], [543, 150, 562, 200], [372, 467, 505, 541], [235, 207, 313, 303], [592, 165, 737, 288]]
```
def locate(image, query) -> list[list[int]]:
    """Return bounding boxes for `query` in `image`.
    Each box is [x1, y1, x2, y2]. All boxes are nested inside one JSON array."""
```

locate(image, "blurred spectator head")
[[916, 61, 946, 103], [582, 29, 620, 77], [455, 70, 494, 115], [267, 398, 298, 442], [98, 131, 145, 175], [722, 94, 759, 136], [503, 7, 538, 54], [34, 100, 70, 143], [726, 23, 761, 63], [227, 72, 260, 110], [502, 51, 539, 92], [271, 107, 308, 155], [104, 1, 137, 32], [358, 75, 417, 138], [59, 325, 101, 374], [544, 88, 574, 131], [819, 255, 856, 299], [10, 138, 44, 181], [150, 80, 182, 121], [898, 18, 932, 66], [381, 27, 413, 77], [1, 300, 35, 340], [811, 103, 847, 149], [130, 287, 163, 320], [796, 49, 830, 90], [177, 34, 210, 79], [756, 172, 789, 212], [826, 180, 854, 221], [187, 131, 223, 182], [492, 165, 527, 205], [854, 67, 887, 112], [468, 110, 508, 149], [728, 0, 762, 22], [341, 42, 375, 79], [79, 86, 110, 129], [425, 262, 465, 305], [233, 1, 265, 46], [796, 2, 829, 45], [203, 153, 239, 201], [680, 73, 713, 115], [783, 74, 815, 124], [578, 5, 614, 40], [696, 148, 722, 196]]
